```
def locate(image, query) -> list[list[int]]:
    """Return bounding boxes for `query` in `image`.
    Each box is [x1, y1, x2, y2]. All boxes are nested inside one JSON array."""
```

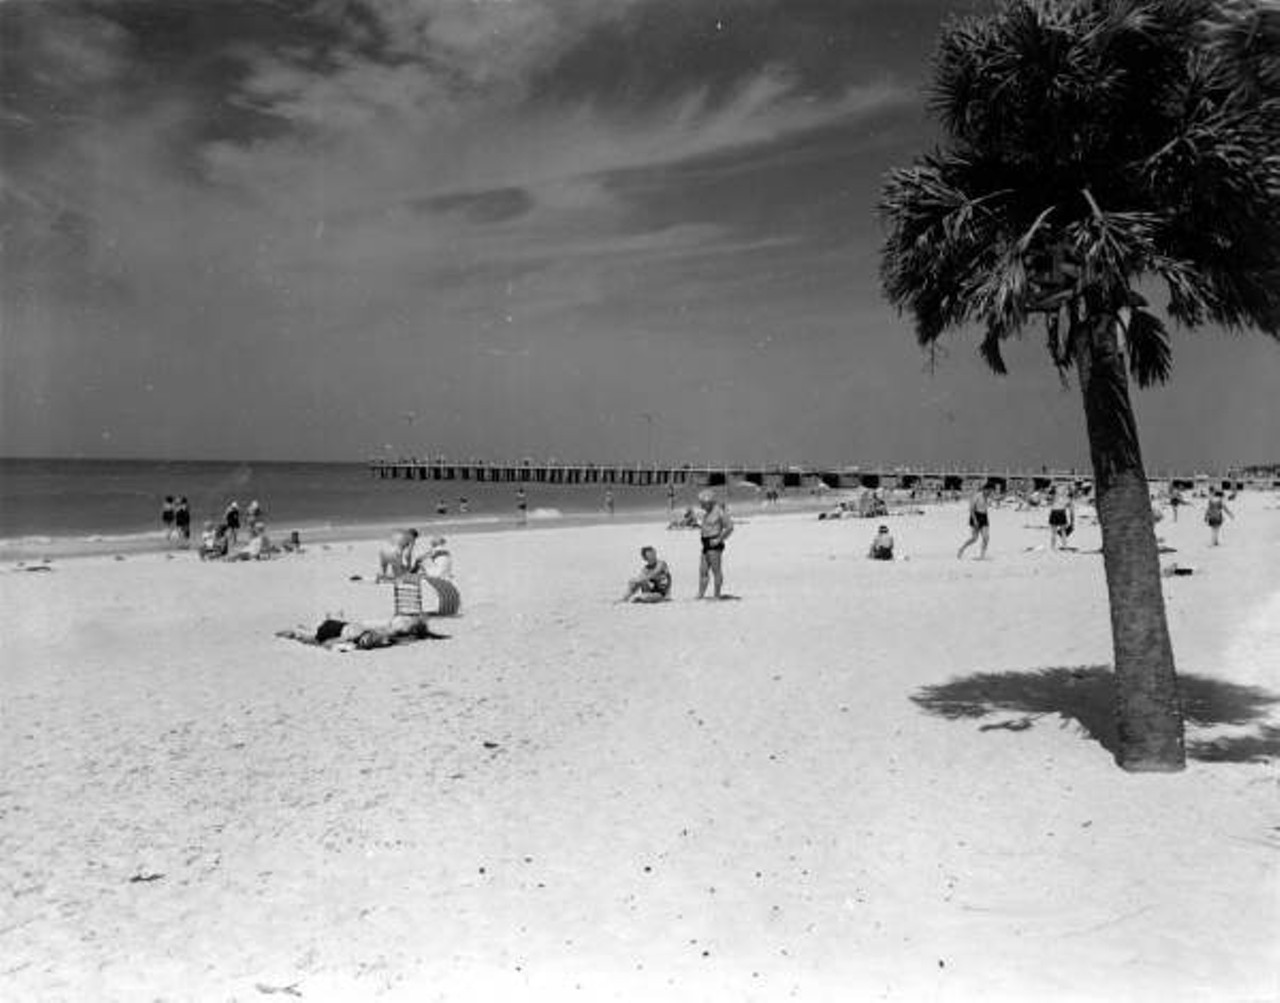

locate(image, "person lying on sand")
[[378, 528, 419, 579], [276, 612, 443, 651], [867, 525, 895, 561], [619, 546, 672, 603]]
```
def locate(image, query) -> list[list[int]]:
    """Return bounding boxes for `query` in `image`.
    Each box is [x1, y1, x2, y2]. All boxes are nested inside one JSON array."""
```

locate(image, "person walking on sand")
[[957, 484, 992, 559], [666, 483, 676, 514], [515, 488, 528, 527], [1048, 484, 1075, 551], [697, 489, 734, 599], [175, 496, 191, 545], [247, 499, 263, 524], [1205, 489, 1234, 546], [224, 500, 242, 547], [161, 496, 176, 541], [1169, 483, 1184, 522], [604, 489, 615, 517]]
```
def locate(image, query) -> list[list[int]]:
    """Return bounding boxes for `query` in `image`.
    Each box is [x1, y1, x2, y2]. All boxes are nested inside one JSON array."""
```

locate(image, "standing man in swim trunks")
[[515, 488, 528, 527], [1047, 484, 1074, 551], [697, 489, 734, 599], [1204, 489, 1233, 546], [957, 484, 992, 559]]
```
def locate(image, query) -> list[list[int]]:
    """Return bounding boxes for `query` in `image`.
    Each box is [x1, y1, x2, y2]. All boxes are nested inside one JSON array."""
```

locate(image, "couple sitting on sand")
[[378, 529, 453, 580], [200, 520, 284, 561], [277, 612, 444, 651]]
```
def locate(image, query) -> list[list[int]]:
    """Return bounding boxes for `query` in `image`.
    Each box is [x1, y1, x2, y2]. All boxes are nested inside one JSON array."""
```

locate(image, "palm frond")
[[1123, 308, 1174, 386], [979, 321, 1010, 375]]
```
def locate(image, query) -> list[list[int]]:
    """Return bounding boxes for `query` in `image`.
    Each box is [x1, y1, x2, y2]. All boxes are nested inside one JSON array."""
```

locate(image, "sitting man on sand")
[[198, 521, 229, 560], [276, 612, 442, 651], [378, 528, 419, 579], [867, 525, 895, 561], [619, 546, 672, 603]]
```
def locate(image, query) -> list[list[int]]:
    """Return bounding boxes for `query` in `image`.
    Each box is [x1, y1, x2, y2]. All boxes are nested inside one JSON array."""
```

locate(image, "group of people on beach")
[[161, 495, 293, 561], [160, 496, 191, 543], [952, 479, 1237, 560], [377, 529, 454, 581], [618, 489, 735, 602]]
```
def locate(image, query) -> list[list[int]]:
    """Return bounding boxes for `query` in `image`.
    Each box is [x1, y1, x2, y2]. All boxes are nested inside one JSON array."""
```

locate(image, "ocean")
[[0, 458, 717, 551]]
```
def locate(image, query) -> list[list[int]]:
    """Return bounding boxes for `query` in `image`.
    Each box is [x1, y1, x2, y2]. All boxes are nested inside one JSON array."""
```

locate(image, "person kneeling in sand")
[[867, 525, 895, 561], [378, 528, 419, 579], [619, 546, 672, 603], [276, 612, 441, 650]]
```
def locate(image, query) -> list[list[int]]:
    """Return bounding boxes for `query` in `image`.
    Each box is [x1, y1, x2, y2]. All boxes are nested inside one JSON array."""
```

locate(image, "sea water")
[[0, 458, 711, 549]]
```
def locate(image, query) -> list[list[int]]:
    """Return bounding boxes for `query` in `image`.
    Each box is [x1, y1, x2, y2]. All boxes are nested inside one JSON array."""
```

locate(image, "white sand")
[[2, 495, 1278, 1002]]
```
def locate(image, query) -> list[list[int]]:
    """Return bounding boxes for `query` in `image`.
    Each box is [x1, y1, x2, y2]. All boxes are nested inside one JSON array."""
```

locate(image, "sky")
[[1, 0, 1277, 471]]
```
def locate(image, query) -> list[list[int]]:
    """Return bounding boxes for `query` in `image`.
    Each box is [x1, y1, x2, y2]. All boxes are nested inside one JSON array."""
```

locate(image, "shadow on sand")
[[912, 666, 1280, 764]]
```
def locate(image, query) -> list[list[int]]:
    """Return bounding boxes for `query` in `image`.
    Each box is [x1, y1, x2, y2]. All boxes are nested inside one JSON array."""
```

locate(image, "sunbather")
[[276, 612, 442, 650]]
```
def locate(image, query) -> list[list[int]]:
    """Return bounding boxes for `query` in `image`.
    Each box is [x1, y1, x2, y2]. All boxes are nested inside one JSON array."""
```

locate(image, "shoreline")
[[0, 490, 927, 564]]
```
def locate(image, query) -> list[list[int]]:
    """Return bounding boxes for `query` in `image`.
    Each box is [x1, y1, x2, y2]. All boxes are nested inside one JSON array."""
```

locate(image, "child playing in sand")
[[868, 525, 895, 560], [619, 546, 672, 603]]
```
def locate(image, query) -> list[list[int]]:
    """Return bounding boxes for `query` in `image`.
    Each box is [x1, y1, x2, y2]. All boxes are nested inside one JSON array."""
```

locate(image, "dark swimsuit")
[[1049, 509, 1068, 527], [315, 618, 346, 643], [701, 537, 725, 553], [970, 511, 989, 530]]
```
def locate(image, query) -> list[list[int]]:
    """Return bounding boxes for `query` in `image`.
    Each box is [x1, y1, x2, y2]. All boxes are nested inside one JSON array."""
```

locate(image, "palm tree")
[[880, 0, 1280, 771]]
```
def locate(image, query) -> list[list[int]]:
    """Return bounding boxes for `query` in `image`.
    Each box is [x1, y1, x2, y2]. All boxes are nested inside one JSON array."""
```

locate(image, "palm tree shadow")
[[912, 666, 1280, 763]]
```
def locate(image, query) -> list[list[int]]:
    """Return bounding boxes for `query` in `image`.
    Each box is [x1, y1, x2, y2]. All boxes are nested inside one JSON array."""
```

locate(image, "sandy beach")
[[2, 494, 1278, 1002]]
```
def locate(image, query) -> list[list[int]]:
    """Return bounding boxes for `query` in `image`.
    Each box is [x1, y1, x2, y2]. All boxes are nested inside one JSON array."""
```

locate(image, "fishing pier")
[[367, 460, 1255, 493]]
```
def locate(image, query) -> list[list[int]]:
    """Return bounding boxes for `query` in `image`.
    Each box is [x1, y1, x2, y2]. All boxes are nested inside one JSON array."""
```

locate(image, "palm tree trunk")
[[1075, 312, 1186, 771]]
